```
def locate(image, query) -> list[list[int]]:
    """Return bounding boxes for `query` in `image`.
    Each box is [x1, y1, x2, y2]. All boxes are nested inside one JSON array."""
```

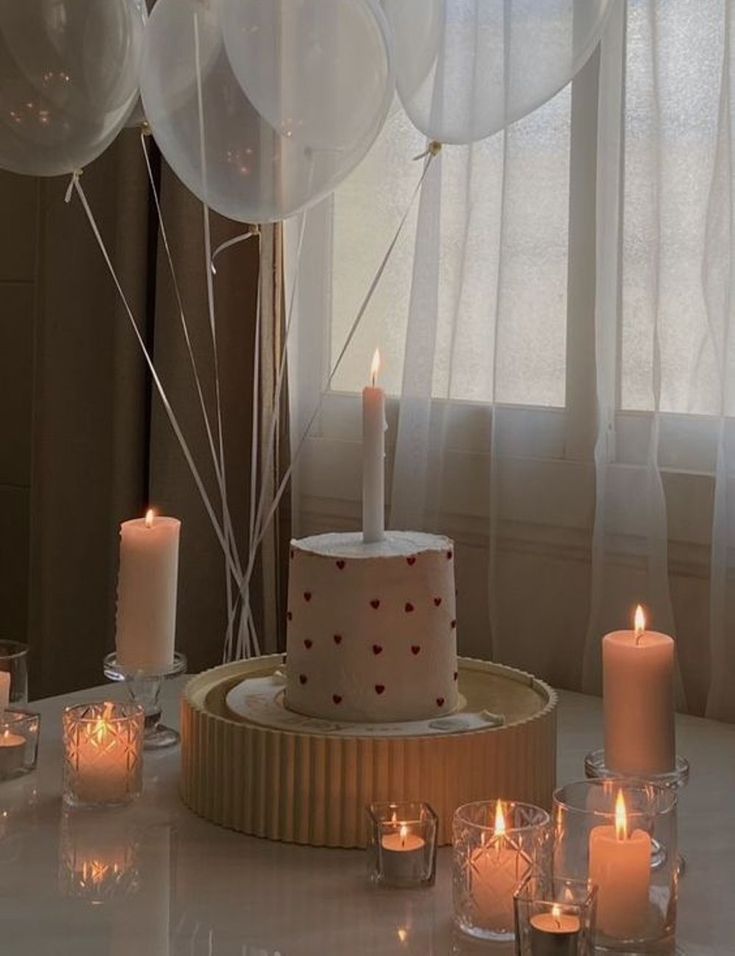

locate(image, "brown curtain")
[[24, 130, 284, 698]]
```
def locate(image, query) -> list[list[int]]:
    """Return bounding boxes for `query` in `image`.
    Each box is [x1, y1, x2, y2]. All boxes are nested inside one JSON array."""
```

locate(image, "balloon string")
[[65, 170, 243, 588], [210, 228, 260, 275], [238, 146, 440, 606], [193, 10, 258, 657], [139, 132, 254, 662]]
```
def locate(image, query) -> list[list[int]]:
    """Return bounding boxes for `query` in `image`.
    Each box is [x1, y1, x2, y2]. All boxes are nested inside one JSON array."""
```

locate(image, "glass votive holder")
[[514, 875, 597, 955], [0, 709, 40, 781], [453, 799, 550, 942], [367, 802, 438, 888], [62, 702, 144, 808], [0, 641, 29, 705], [553, 780, 677, 952]]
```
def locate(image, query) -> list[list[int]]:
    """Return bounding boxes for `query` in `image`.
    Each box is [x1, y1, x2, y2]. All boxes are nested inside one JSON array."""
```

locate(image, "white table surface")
[[0, 678, 732, 956]]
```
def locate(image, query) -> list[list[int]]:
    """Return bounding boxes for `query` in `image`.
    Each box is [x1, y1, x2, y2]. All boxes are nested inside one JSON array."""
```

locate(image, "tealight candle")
[[381, 821, 426, 883], [588, 791, 651, 940], [0, 728, 25, 777], [529, 905, 581, 955], [63, 702, 144, 807]]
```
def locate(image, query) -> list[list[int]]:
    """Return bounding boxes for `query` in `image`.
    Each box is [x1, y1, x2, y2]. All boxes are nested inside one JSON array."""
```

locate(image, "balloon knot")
[[429, 141, 443, 156], [64, 169, 83, 205], [141, 120, 152, 137]]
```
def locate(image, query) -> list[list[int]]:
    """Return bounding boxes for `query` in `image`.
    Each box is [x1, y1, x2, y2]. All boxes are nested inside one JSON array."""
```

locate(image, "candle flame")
[[370, 348, 381, 387], [391, 810, 398, 826], [494, 799, 507, 838], [615, 790, 628, 842], [2, 729, 9, 741], [397, 928, 408, 944], [144, 509, 155, 529], [634, 604, 646, 644], [552, 904, 562, 928], [399, 823, 409, 847]]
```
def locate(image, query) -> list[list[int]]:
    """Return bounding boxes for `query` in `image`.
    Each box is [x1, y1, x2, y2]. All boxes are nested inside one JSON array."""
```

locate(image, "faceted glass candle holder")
[[453, 800, 550, 942], [0, 641, 29, 705], [367, 802, 438, 888], [514, 875, 597, 956], [0, 709, 40, 782], [553, 780, 677, 952], [62, 702, 144, 808]]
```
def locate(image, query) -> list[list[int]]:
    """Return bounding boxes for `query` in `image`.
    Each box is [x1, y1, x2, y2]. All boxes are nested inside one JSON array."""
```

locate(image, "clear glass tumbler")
[[453, 799, 550, 942]]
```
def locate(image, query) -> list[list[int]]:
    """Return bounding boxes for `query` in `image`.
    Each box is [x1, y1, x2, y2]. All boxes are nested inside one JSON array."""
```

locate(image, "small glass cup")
[[0, 709, 40, 781], [62, 702, 144, 808], [514, 875, 597, 955], [453, 799, 550, 942], [0, 641, 29, 705], [553, 780, 677, 952], [367, 802, 438, 888]]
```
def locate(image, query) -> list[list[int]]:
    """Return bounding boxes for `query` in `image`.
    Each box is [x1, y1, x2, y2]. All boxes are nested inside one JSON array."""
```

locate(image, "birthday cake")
[[285, 531, 459, 722]]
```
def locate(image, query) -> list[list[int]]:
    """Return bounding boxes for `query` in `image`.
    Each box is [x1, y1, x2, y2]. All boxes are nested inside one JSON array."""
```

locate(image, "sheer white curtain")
[[288, 0, 735, 722]]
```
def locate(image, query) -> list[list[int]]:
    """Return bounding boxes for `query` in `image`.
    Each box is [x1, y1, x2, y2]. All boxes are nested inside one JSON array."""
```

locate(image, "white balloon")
[[220, 0, 394, 152], [0, 0, 144, 177], [141, 0, 392, 223], [383, 0, 613, 145]]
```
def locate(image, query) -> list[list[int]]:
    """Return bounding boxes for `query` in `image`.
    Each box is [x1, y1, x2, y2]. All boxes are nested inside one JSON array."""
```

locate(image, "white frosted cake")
[[285, 531, 458, 722]]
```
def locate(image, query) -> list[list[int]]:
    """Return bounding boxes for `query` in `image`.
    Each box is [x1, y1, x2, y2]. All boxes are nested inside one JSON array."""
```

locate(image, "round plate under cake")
[[181, 655, 557, 848]]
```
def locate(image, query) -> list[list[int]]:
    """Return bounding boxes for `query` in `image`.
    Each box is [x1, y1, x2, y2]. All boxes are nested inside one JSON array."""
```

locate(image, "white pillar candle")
[[362, 349, 386, 544], [588, 791, 651, 940], [603, 605, 675, 775], [0, 671, 9, 715], [115, 510, 181, 673]]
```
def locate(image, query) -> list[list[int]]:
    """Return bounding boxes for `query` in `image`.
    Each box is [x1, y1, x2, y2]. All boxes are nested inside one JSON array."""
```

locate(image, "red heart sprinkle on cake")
[[336, 560, 346, 570], [287, 611, 293, 621], [433, 597, 442, 607], [332, 694, 342, 704], [375, 684, 385, 695], [453, 671, 458, 681], [405, 602, 414, 613], [333, 634, 342, 645], [450, 619, 457, 629], [299, 674, 308, 685], [304, 639, 312, 649], [304, 592, 312, 602], [411, 645, 421, 655], [290, 549, 295, 559], [447, 550, 453, 560], [370, 599, 380, 609], [406, 556, 416, 566], [372, 644, 383, 655], [436, 697, 445, 706]]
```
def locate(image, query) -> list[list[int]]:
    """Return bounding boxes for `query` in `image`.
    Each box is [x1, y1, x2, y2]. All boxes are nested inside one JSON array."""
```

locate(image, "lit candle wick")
[[400, 823, 409, 848], [634, 604, 646, 646], [552, 904, 563, 929], [144, 508, 155, 529]]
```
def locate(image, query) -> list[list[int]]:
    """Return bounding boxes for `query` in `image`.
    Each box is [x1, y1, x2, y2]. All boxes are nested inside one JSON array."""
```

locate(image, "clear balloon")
[[141, 0, 393, 224], [220, 0, 394, 152], [0, 0, 144, 177], [383, 0, 613, 145]]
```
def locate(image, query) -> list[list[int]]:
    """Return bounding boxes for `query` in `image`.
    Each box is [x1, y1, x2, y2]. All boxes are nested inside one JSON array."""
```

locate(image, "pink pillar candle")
[[603, 605, 675, 775]]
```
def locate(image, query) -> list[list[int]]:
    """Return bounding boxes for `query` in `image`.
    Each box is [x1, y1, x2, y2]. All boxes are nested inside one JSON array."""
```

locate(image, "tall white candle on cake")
[[603, 604, 675, 775], [115, 509, 181, 673], [363, 348, 386, 544]]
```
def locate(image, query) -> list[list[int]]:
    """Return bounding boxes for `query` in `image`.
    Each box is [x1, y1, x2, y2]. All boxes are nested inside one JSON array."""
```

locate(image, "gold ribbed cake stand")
[[180, 655, 557, 848]]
